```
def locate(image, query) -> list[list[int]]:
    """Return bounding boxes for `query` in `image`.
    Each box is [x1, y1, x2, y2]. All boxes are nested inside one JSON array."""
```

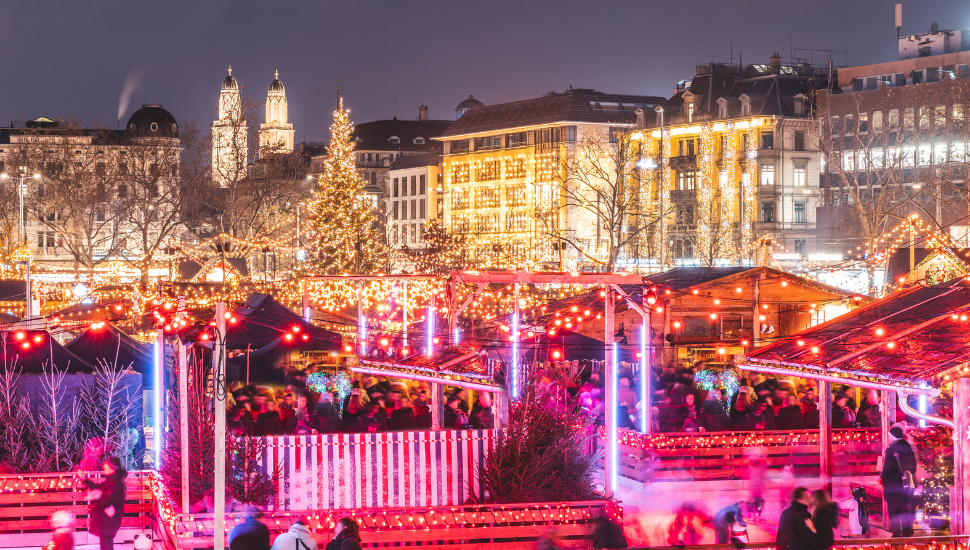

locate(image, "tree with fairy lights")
[[307, 98, 386, 274]]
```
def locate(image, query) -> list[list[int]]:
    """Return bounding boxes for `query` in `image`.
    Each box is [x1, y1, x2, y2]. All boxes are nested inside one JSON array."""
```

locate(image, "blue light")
[[918, 383, 927, 428], [154, 335, 163, 466], [454, 328, 460, 345], [426, 306, 434, 357], [609, 342, 618, 493], [640, 323, 647, 433]]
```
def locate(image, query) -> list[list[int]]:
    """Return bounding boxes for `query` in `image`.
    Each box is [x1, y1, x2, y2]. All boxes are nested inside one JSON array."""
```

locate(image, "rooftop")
[[346, 119, 452, 153], [439, 87, 665, 138]]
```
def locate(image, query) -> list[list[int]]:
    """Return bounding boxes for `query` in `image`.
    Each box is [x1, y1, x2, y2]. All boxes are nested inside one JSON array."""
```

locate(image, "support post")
[[302, 278, 309, 322], [640, 307, 649, 434], [178, 340, 189, 513], [402, 282, 408, 345], [511, 282, 520, 399], [357, 281, 365, 355], [881, 389, 897, 531], [818, 380, 833, 494], [753, 273, 762, 347], [953, 378, 970, 535], [604, 287, 616, 498], [154, 327, 164, 467], [213, 303, 228, 550]]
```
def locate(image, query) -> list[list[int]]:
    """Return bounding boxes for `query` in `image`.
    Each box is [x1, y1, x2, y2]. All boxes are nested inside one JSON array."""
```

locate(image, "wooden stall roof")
[[744, 278, 970, 389], [352, 346, 503, 391]]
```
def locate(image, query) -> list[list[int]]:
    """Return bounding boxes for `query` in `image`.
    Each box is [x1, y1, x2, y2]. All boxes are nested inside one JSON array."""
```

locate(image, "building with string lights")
[[628, 54, 830, 270], [435, 87, 665, 269]]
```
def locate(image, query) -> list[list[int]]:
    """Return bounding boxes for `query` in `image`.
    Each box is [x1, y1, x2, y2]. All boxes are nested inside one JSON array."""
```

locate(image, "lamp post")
[[2, 169, 40, 323], [654, 105, 666, 272]]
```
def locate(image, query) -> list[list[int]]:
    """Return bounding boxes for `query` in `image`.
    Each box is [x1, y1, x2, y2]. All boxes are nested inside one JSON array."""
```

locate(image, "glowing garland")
[[306, 371, 352, 403], [693, 367, 740, 414]]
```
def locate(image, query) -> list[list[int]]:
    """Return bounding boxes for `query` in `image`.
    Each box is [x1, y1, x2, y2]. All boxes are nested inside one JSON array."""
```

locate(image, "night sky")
[[0, 0, 965, 142]]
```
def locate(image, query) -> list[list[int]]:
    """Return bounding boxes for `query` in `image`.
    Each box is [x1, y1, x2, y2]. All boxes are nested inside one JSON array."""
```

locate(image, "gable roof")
[[744, 278, 970, 389], [350, 119, 452, 153], [440, 88, 665, 138]]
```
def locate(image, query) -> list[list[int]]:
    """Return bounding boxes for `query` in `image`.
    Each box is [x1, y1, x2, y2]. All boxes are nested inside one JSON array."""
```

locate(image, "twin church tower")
[[211, 66, 295, 185]]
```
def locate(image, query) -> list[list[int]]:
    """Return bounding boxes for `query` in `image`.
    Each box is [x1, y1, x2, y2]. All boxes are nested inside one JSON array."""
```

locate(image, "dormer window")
[[740, 96, 752, 117], [717, 98, 728, 119], [413, 137, 425, 145], [794, 94, 807, 116], [388, 136, 401, 144], [687, 103, 694, 122]]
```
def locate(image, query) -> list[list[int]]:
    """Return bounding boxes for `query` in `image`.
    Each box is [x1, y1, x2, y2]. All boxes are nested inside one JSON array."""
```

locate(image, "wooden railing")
[[154, 497, 619, 550], [612, 428, 882, 484], [0, 471, 153, 549], [627, 538, 969, 550]]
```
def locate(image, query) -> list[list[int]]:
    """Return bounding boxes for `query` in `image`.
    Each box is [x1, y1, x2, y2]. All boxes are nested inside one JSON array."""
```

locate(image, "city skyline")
[[0, 0, 964, 142]]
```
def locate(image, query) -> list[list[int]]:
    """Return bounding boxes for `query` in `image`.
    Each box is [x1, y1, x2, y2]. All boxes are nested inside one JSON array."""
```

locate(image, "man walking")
[[776, 487, 818, 550], [881, 425, 917, 537]]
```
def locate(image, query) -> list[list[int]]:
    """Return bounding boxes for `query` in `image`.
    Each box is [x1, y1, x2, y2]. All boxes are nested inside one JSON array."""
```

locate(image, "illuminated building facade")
[[632, 56, 828, 268], [212, 67, 247, 187], [387, 153, 443, 250], [259, 70, 295, 155], [435, 88, 664, 269]]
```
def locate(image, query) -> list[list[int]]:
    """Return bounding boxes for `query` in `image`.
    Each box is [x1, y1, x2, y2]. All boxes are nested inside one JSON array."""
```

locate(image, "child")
[[47, 511, 75, 550]]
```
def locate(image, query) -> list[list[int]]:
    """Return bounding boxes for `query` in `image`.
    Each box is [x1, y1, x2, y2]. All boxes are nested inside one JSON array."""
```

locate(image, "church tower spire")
[[212, 66, 247, 187], [260, 70, 295, 155]]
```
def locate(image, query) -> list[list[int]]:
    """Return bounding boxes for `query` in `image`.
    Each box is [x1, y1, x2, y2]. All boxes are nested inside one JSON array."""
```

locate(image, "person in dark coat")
[[228, 507, 271, 550], [81, 456, 127, 550], [857, 390, 881, 428], [712, 502, 746, 544], [775, 487, 819, 550], [325, 518, 362, 550], [831, 395, 857, 429], [745, 399, 774, 430], [881, 425, 917, 537], [775, 396, 807, 430], [413, 390, 433, 429], [387, 399, 416, 431], [255, 401, 283, 436], [314, 393, 342, 433], [591, 510, 628, 548], [811, 489, 839, 550], [469, 392, 495, 430], [443, 396, 468, 429], [352, 401, 387, 433]]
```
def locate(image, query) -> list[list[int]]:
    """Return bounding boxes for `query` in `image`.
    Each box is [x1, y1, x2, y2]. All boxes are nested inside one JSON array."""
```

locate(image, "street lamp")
[[1, 169, 41, 245]]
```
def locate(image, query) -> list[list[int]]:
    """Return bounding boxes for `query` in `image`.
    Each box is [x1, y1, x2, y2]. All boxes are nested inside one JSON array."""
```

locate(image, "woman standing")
[[325, 518, 362, 550], [81, 456, 127, 550], [810, 489, 838, 550]]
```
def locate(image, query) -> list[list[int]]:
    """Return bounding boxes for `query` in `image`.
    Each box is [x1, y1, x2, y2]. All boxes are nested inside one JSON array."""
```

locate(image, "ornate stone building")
[[259, 70, 294, 155], [212, 67, 247, 187]]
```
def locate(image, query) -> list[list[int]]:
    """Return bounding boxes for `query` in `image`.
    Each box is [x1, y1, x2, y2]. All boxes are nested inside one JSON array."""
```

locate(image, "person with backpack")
[[271, 520, 317, 550], [831, 395, 857, 428], [880, 425, 917, 537]]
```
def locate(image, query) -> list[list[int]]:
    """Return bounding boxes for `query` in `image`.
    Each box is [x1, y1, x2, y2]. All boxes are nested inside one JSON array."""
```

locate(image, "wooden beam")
[[818, 380, 833, 494]]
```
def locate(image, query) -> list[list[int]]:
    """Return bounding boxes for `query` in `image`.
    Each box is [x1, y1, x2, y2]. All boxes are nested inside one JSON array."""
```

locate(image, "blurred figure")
[[255, 401, 283, 436], [443, 396, 469, 429], [730, 388, 755, 429], [325, 518, 362, 550], [81, 456, 127, 550], [229, 507, 270, 550], [746, 399, 774, 430], [469, 392, 494, 430], [857, 390, 881, 428], [712, 502, 746, 544], [775, 487, 818, 550], [48, 511, 75, 550], [810, 489, 838, 550], [592, 509, 628, 549], [801, 388, 819, 429], [881, 425, 917, 537], [270, 519, 317, 550], [667, 503, 710, 546], [832, 395, 857, 429], [775, 396, 806, 430], [617, 378, 637, 410], [413, 390, 433, 428], [387, 397, 416, 431]]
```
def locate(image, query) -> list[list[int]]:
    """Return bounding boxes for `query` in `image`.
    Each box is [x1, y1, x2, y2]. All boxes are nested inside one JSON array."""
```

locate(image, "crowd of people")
[[605, 362, 892, 433], [225, 373, 495, 437]]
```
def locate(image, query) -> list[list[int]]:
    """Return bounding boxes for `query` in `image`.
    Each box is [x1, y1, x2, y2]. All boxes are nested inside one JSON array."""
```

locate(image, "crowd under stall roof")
[[742, 278, 970, 394], [352, 346, 502, 392]]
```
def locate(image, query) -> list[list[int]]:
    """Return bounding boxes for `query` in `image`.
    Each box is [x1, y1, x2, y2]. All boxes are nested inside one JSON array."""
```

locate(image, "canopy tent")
[[742, 278, 970, 392], [0, 330, 95, 373], [65, 323, 154, 387], [353, 346, 502, 392], [226, 338, 300, 385], [519, 330, 639, 364], [179, 293, 342, 350]]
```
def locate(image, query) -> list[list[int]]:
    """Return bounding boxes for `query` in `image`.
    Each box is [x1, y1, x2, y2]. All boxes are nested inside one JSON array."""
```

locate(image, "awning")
[[351, 346, 503, 392]]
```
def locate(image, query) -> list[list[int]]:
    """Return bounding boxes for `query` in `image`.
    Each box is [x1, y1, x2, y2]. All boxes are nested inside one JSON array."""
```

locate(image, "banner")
[[259, 430, 496, 511]]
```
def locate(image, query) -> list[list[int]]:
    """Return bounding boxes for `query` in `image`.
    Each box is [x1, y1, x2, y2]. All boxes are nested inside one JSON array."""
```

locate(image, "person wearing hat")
[[81, 456, 128, 550], [880, 425, 917, 537], [48, 511, 75, 550], [270, 518, 317, 550]]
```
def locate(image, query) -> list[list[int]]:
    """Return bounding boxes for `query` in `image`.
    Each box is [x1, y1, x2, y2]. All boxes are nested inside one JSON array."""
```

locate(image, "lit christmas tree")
[[307, 98, 386, 274]]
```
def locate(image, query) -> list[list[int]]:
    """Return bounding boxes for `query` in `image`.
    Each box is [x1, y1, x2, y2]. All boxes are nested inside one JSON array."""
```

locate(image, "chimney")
[[770, 53, 782, 74], [418, 105, 429, 121]]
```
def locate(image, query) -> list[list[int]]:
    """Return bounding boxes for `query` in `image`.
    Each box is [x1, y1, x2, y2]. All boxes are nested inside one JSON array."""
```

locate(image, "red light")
[[555, 319, 562, 326], [33, 336, 41, 343], [284, 333, 294, 342], [875, 328, 885, 336], [14, 332, 25, 341], [691, 289, 699, 295], [549, 329, 557, 336], [736, 287, 742, 293], [887, 341, 896, 349], [673, 321, 682, 329], [21, 342, 29, 350], [380, 338, 389, 346], [200, 333, 210, 341], [797, 340, 805, 346], [301, 334, 309, 341], [741, 339, 749, 346], [291, 325, 301, 333], [811, 346, 820, 353], [433, 337, 440, 344], [781, 281, 788, 287], [552, 351, 562, 359], [636, 352, 643, 358], [223, 312, 232, 319], [599, 291, 606, 297], [163, 303, 172, 310], [571, 306, 578, 312], [163, 325, 171, 332], [527, 331, 535, 337], [584, 310, 591, 316], [344, 345, 353, 352], [229, 317, 237, 324], [115, 305, 123, 311], [401, 348, 409, 355], [655, 306, 663, 313], [709, 313, 717, 320], [717, 347, 726, 354]]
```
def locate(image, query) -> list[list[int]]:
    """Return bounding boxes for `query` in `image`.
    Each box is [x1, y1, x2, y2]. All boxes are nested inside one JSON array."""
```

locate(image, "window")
[[872, 111, 883, 132], [411, 200, 417, 219], [118, 184, 128, 198], [367, 153, 372, 162], [952, 143, 966, 163], [118, 162, 129, 175], [401, 200, 408, 220], [793, 163, 806, 186], [794, 202, 806, 223], [843, 151, 855, 171], [420, 200, 426, 219], [761, 132, 773, 150], [678, 170, 696, 190], [844, 115, 855, 134], [401, 178, 408, 196], [918, 145, 932, 165], [903, 108, 914, 129], [450, 140, 470, 154], [388, 136, 400, 144], [718, 170, 728, 189], [411, 176, 417, 195], [927, 67, 940, 83], [760, 163, 775, 185], [896, 73, 906, 86], [934, 143, 947, 164], [392, 201, 398, 219], [474, 136, 500, 150], [902, 147, 916, 168], [687, 102, 694, 122], [912, 70, 924, 84], [889, 109, 900, 131], [919, 107, 930, 129], [506, 132, 528, 147], [393, 178, 399, 197], [795, 239, 806, 256], [956, 104, 965, 123], [419, 174, 426, 194], [534, 127, 562, 145], [830, 116, 840, 136], [935, 105, 947, 127], [95, 162, 106, 176], [794, 131, 805, 151], [762, 202, 775, 222], [858, 115, 868, 134], [413, 137, 425, 145]]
